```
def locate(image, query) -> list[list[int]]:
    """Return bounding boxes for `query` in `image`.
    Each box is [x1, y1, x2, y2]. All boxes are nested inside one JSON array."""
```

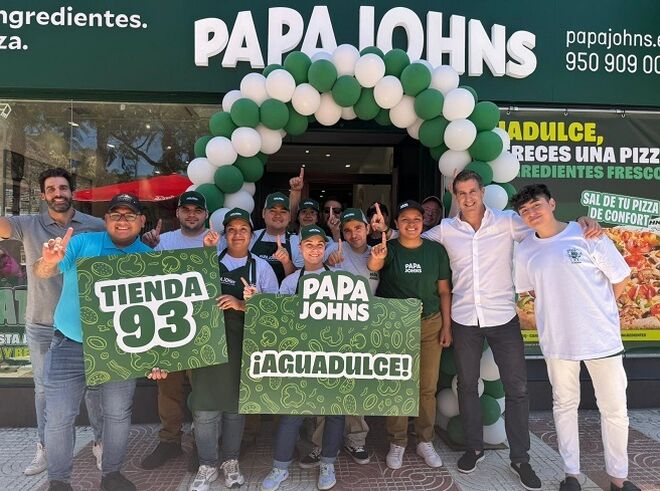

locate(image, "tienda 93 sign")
[[77, 248, 227, 386], [239, 271, 421, 416]]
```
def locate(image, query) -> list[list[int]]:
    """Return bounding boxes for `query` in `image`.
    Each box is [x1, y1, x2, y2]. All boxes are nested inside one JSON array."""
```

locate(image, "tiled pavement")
[[1, 410, 659, 490]]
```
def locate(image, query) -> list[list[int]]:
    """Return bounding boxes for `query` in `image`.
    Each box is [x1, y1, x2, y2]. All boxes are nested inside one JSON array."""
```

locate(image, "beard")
[[180, 220, 205, 235], [46, 196, 72, 213]]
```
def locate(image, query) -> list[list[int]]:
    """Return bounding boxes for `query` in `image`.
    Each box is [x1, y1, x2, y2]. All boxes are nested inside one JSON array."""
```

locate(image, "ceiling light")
[[345, 164, 351, 168], [325, 153, 331, 157], [322, 190, 326, 193], [68, 121, 79, 127], [301, 164, 306, 168], [305, 150, 309, 154], [166, 145, 172, 150], [107, 143, 115, 148], [145, 123, 151, 129]]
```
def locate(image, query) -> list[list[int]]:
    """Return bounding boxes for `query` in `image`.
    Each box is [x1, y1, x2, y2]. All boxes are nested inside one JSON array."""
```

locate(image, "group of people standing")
[[0, 166, 640, 491]]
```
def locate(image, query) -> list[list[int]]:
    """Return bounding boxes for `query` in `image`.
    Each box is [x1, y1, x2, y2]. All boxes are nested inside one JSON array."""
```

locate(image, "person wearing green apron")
[[368, 200, 452, 471], [189, 208, 278, 491], [262, 225, 344, 491]]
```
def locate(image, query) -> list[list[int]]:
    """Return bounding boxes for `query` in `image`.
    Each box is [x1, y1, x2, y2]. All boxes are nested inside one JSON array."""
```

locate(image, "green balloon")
[[419, 117, 449, 148], [308, 59, 337, 93], [438, 371, 453, 389], [262, 63, 283, 77], [384, 48, 410, 77], [255, 152, 268, 165], [230, 98, 259, 128], [284, 104, 308, 135], [354, 89, 380, 120], [460, 85, 478, 102], [480, 394, 502, 426], [401, 63, 431, 96], [235, 156, 264, 183], [194, 135, 213, 158], [498, 182, 517, 200], [483, 379, 505, 399], [469, 131, 504, 162], [374, 108, 391, 126], [465, 161, 494, 185], [443, 191, 452, 212], [360, 46, 384, 58], [196, 183, 225, 213], [214, 165, 244, 194], [447, 416, 465, 445], [440, 347, 457, 375], [284, 51, 311, 85], [209, 111, 237, 137], [429, 143, 448, 161], [415, 89, 444, 121], [469, 101, 500, 132], [332, 76, 361, 107], [260, 99, 290, 130]]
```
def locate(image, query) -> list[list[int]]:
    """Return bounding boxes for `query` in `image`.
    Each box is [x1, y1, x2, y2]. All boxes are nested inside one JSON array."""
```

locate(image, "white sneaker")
[[92, 442, 103, 471], [189, 464, 219, 491], [24, 442, 47, 475], [221, 459, 245, 488], [386, 443, 405, 470], [416, 441, 443, 468]]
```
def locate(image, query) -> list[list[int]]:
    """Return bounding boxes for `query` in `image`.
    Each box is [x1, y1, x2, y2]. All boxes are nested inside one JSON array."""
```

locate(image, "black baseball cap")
[[396, 200, 424, 218], [222, 207, 253, 229], [299, 224, 328, 242], [264, 192, 290, 210], [299, 198, 320, 212], [108, 193, 142, 213], [340, 208, 369, 226], [178, 190, 207, 210]]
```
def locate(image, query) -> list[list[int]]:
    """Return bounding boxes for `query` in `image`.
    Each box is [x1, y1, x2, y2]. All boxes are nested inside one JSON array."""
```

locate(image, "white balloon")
[[444, 119, 477, 151], [278, 128, 287, 138], [240, 72, 268, 105], [389, 95, 417, 129], [209, 207, 230, 233], [496, 397, 506, 414], [437, 388, 460, 418], [185, 184, 197, 192], [406, 118, 423, 140], [205, 136, 237, 167], [291, 83, 321, 116], [438, 150, 471, 177], [436, 412, 450, 431], [492, 127, 511, 151], [186, 158, 216, 185], [483, 417, 507, 445], [483, 184, 509, 211], [332, 44, 360, 76], [222, 90, 242, 112], [374, 75, 404, 109], [443, 88, 476, 121], [256, 124, 283, 154], [224, 190, 255, 213], [240, 181, 256, 196], [341, 106, 357, 121], [480, 347, 501, 380], [314, 93, 342, 126], [430, 65, 460, 95], [451, 375, 484, 398], [311, 51, 332, 62], [354, 53, 386, 88], [230, 127, 261, 158], [490, 151, 520, 183], [265, 69, 296, 103]]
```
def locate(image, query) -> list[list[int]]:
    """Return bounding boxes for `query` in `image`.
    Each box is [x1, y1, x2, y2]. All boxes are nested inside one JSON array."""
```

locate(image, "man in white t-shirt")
[[512, 184, 639, 491]]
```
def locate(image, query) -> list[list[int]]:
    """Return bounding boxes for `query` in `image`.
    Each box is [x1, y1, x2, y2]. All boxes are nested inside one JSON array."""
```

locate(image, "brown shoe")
[[140, 441, 182, 469]]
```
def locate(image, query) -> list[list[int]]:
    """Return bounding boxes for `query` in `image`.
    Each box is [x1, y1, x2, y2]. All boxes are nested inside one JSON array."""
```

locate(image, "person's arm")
[[576, 216, 603, 239], [288, 167, 304, 218], [591, 235, 631, 295], [367, 232, 388, 272], [612, 279, 627, 299], [438, 279, 452, 347], [0, 216, 12, 239], [34, 227, 74, 278]]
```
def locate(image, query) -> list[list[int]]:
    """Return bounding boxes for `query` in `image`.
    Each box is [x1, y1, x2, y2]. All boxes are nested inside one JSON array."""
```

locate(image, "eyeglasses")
[[324, 207, 342, 214], [108, 212, 139, 222]]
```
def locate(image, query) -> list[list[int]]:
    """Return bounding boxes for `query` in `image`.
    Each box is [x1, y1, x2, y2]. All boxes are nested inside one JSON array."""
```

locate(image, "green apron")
[[250, 229, 292, 284], [190, 250, 256, 412]]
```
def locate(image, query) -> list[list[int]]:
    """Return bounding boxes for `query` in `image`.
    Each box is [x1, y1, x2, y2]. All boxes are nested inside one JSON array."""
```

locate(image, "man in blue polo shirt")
[[34, 193, 167, 491]]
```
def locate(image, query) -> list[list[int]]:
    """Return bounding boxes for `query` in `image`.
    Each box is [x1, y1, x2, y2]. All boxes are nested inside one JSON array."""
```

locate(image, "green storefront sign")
[[77, 248, 227, 386], [239, 271, 421, 416], [0, 1, 659, 106]]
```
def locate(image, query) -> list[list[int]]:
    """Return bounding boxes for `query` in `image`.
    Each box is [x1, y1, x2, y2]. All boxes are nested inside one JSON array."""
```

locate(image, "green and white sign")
[[581, 190, 660, 228], [239, 271, 421, 416], [77, 247, 226, 386]]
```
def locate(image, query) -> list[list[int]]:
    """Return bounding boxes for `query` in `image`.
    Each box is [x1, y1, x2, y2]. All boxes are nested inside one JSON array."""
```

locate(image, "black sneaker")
[[344, 444, 370, 464], [510, 462, 542, 490], [48, 482, 73, 491], [611, 481, 641, 491], [187, 444, 200, 474], [100, 472, 137, 491], [299, 447, 321, 468], [560, 476, 581, 491], [457, 450, 484, 474], [140, 441, 182, 469]]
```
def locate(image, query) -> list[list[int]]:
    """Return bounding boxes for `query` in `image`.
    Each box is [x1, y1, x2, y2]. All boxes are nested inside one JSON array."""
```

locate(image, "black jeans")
[[452, 315, 530, 463]]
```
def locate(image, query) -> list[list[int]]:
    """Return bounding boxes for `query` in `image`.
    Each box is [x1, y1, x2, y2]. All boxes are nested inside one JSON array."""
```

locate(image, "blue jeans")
[[44, 333, 135, 481], [26, 324, 103, 444], [193, 411, 245, 466], [273, 415, 344, 469]]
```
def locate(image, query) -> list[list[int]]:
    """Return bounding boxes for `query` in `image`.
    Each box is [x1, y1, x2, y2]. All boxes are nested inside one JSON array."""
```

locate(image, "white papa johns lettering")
[[404, 262, 422, 273]]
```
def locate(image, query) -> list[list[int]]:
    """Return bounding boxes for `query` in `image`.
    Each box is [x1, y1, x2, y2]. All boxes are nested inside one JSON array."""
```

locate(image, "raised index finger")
[[61, 227, 74, 248], [276, 234, 282, 247], [155, 219, 162, 235], [299, 166, 305, 180], [381, 231, 387, 245], [338, 239, 343, 253], [240, 277, 250, 287], [375, 202, 383, 217]]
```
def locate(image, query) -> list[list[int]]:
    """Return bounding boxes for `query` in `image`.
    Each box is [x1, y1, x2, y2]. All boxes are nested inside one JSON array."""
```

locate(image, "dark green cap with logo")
[[178, 190, 207, 210], [264, 192, 290, 210], [222, 207, 253, 228], [340, 208, 368, 226], [299, 224, 328, 242], [299, 198, 319, 212]]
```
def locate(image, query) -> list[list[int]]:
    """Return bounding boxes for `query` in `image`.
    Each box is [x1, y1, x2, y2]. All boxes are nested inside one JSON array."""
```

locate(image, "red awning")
[[73, 174, 192, 202]]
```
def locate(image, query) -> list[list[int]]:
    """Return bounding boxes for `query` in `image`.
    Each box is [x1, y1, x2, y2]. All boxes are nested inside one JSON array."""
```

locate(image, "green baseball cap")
[[299, 224, 328, 242], [178, 190, 207, 210], [264, 192, 290, 210], [299, 198, 319, 212], [222, 207, 253, 228], [340, 208, 368, 226]]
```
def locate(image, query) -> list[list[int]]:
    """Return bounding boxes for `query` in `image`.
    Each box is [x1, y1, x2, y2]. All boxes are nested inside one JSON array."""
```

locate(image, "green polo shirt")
[[376, 238, 451, 317]]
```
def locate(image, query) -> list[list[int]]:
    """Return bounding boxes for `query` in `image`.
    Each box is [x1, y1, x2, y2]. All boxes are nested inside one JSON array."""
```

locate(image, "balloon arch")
[[187, 44, 513, 445]]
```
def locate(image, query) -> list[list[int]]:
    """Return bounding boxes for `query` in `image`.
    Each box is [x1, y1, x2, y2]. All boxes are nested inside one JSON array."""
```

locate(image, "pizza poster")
[[239, 271, 421, 416], [77, 248, 227, 386]]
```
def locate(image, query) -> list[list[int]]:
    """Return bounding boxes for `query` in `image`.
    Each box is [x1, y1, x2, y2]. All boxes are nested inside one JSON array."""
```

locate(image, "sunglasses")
[[108, 212, 139, 222], [324, 207, 342, 214]]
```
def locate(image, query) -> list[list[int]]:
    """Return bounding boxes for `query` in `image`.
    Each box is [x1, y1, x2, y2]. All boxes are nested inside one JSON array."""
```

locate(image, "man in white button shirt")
[[422, 170, 600, 490]]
